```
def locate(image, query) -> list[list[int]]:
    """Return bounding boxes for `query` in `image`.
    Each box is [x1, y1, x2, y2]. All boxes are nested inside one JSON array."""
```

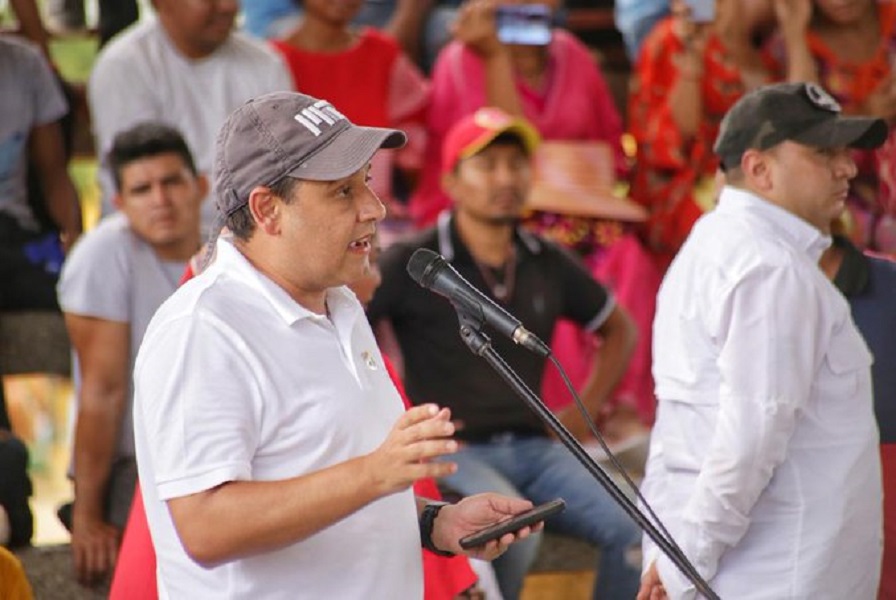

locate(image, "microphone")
[[406, 248, 550, 357]]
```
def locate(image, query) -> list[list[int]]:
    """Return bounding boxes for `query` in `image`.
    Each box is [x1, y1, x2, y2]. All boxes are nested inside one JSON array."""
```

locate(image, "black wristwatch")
[[419, 502, 456, 557]]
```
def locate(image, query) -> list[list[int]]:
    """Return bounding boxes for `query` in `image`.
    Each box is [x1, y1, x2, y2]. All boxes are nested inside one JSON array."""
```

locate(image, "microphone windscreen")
[[406, 248, 442, 287]]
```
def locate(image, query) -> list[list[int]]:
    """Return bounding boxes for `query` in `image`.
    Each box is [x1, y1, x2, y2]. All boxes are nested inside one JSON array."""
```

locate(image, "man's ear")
[[112, 193, 124, 211], [441, 171, 458, 201], [196, 173, 210, 203], [247, 186, 280, 235], [741, 149, 772, 192]]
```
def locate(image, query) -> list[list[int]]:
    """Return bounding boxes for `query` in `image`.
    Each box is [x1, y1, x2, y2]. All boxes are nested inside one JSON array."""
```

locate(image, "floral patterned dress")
[[766, 3, 896, 254], [629, 17, 761, 268]]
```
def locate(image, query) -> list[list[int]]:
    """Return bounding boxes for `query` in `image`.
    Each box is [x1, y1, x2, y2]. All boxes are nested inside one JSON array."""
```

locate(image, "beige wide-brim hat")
[[526, 141, 646, 222]]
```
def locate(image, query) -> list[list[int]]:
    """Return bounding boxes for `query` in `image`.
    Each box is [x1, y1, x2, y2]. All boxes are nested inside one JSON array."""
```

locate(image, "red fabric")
[[269, 28, 428, 223], [109, 346, 475, 600], [764, 4, 896, 255], [177, 264, 194, 286], [270, 29, 398, 127], [628, 18, 758, 268], [806, 3, 896, 255], [881, 444, 896, 600], [412, 30, 625, 228], [539, 233, 662, 425], [384, 357, 479, 600], [109, 481, 155, 600]]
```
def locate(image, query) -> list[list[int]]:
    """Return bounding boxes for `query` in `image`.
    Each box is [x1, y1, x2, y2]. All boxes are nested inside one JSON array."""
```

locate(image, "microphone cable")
[[547, 354, 718, 599]]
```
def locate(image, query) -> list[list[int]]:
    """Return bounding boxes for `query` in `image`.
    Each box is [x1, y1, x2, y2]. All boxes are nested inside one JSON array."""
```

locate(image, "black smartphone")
[[495, 4, 553, 46], [458, 498, 566, 550]]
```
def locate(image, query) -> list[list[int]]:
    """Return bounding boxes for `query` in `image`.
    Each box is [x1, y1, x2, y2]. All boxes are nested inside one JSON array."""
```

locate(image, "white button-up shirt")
[[642, 186, 882, 599]]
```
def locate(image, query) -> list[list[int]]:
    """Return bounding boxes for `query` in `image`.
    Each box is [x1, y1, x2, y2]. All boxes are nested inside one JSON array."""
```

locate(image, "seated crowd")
[[0, 0, 894, 599]]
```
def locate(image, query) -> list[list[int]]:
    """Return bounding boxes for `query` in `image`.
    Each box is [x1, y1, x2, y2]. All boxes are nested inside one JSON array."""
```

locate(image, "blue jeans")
[[441, 435, 641, 600]]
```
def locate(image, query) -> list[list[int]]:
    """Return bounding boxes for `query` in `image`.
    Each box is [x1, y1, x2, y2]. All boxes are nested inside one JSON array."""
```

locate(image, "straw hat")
[[526, 141, 646, 222]]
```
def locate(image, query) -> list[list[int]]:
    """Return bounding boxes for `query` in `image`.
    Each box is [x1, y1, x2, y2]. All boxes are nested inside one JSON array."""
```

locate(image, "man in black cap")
[[131, 91, 537, 598], [638, 82, 888, 600]]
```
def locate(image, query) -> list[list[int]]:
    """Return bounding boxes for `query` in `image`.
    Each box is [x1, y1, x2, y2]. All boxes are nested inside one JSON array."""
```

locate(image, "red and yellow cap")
[[441, 107, 541, 174]]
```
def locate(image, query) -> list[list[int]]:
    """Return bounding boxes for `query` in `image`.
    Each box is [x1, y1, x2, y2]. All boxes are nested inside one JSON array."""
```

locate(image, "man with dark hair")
[[57, 122, 205, 585], [133, 92, 536, 598], [639, 82, 888, 599], [367, 107, 642, 600]]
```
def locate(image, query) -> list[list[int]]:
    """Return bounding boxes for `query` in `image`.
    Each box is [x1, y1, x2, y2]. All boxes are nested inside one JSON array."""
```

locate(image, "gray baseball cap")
[[714, 82, 888, 170], [213, 91, 407, 220]]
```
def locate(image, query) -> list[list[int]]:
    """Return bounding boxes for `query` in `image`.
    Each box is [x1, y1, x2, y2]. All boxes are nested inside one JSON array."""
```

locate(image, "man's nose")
[[150, 183, 172, 206], [494, 161, 521, 186], [359, 188, 386, 222], [834, 150, 858, 179]]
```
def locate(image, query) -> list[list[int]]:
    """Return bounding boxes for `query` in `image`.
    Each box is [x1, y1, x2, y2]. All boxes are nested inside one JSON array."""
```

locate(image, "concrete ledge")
[[14, 544, 106, 600], [0, 311, 71, 376], [532, 532, 598, 573], [14, 538, 597, 598], [522, 569, 596, 600]]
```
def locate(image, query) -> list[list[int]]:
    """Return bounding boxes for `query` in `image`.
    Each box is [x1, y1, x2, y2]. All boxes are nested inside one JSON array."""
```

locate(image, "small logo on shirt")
[[360, 351, 378, 371]]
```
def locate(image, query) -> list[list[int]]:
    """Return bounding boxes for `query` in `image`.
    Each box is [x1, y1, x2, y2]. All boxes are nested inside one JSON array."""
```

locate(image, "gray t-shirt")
[[58, 213, 186, 458], [0, 35, 68, 230]]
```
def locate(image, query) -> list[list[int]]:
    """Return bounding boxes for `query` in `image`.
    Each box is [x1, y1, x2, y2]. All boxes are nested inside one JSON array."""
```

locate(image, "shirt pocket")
[[820, 324, 872, 400], [812, 324, 874, 444]]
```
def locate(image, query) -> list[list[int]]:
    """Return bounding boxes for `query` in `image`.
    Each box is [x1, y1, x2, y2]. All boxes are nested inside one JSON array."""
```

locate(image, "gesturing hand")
[[365, 404, 459, 497], [431, 493, 540, 560]]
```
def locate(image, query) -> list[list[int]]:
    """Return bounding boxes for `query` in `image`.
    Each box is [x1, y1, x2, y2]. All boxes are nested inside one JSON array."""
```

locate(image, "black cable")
[[547, 354, 703, 593], [548, 357, 681, 555], [456, 319, 719, 599]]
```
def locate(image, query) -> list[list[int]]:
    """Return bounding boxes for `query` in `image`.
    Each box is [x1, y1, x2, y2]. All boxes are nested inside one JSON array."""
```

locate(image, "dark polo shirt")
[[831, 235, 896, 599], [832, 236, 896, 444], [367, 212, 614, 441]]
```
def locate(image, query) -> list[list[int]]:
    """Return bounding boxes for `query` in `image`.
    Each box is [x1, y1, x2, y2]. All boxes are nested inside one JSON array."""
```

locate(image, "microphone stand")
[[455, 313, 720, 600]]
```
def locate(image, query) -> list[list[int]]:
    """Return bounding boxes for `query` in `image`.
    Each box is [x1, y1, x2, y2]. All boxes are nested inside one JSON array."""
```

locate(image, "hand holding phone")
[[458, 498, 566, 550]]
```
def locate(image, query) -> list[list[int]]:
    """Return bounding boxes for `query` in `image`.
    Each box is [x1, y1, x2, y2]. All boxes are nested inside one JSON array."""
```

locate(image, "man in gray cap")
[[638, 82, 888, 600], [131, 91, 537, 598]]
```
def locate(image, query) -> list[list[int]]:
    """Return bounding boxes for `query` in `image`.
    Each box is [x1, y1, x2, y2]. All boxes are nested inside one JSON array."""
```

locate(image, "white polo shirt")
[[642, 186, 882, 599], [133, 240, 422, 599]]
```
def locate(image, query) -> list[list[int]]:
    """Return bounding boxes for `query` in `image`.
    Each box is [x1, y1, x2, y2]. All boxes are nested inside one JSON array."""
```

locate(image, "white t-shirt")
[[133, 240, 422, 599], [57, 212, 186, 458], [643, 186, 882, 599], [88, 19, 292, 231]]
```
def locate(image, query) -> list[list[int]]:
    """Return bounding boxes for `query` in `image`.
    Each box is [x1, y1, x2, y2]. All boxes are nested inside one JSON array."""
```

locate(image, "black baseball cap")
[[714, 82, 888, 171]]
